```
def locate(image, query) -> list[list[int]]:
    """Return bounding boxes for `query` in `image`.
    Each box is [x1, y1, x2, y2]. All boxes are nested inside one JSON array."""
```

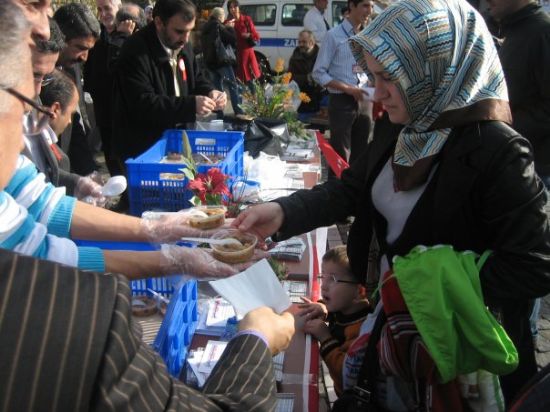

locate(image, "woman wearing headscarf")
[[233, 0, 550, 408]]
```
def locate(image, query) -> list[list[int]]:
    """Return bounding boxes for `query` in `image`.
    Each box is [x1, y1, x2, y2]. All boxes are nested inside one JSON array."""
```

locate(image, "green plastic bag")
[[392, 245, 518, 383]]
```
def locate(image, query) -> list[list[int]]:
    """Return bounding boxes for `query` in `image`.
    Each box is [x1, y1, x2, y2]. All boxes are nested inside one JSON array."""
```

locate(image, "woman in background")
[[227, 0, 261, 86], [202, 7, 243, 115]]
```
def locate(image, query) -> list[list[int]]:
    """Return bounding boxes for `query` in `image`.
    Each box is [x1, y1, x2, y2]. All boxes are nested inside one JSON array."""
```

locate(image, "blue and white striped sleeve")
[[0, 191, 105, 272], [5, 155, 75, 237]]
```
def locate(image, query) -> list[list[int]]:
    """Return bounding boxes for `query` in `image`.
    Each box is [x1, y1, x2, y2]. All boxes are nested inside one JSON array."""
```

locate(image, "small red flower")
[[188, 174, 207, 192], [208, 168, 227, 188], [187, 168, 231, 205]]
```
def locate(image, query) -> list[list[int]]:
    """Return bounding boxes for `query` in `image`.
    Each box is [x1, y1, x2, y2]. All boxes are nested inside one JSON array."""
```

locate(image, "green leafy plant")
[[240, 58, 312, 141], [268, 257, 288, 281]]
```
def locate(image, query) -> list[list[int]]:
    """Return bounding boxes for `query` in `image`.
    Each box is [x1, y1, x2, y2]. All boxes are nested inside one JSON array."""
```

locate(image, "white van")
[[223, 0, 382, 72]]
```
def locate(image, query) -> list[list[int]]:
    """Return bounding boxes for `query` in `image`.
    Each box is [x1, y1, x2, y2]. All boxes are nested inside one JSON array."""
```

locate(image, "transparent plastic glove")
[[76, 172, 106, 207], [160, 245, 271, 278], [142, 210, 228, 243]]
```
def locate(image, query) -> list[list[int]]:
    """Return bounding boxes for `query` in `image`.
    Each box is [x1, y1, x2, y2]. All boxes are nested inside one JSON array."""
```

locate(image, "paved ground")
[[535, 202, 550, 368]]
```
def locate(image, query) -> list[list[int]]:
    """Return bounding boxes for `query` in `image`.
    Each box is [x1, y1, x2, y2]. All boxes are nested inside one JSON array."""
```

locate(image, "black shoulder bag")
[[244, 18, 257, 47], [215, 26, 236, 66]]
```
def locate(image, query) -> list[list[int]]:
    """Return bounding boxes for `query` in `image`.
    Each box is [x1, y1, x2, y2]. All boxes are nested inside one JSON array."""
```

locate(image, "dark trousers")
[[328, 93, 372, 177], [498, 300, 538, 405], [99, 125, 124, 177]]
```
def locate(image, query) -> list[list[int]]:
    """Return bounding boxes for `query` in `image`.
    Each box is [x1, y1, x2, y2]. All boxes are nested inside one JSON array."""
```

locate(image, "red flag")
[[315, 131, 349, 178]]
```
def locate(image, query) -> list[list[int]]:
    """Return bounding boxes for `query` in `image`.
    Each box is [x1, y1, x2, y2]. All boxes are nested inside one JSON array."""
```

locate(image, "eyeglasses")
[[1, 85, 54, 134], [317, 273, 359, 286]]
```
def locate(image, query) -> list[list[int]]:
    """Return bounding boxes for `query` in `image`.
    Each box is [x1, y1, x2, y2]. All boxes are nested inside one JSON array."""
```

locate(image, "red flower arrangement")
[[187, 167, 231, 206]]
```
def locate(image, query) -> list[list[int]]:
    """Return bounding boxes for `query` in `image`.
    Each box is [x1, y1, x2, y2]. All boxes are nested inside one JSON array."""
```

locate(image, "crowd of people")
[[1, 0, 550, 410], [0, 1, 294, 410]]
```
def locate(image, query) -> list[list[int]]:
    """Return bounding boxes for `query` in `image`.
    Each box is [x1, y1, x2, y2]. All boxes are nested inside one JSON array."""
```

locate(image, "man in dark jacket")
[[54, 3, 101, 176], [288, 29, 322, 113], [488, 0, 550, 183], [112, 0, 226, 162], [84, 2, 145, 177]]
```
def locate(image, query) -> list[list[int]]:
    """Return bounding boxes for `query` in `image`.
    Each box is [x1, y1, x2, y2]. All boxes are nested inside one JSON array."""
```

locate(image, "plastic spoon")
[[180, 237, 243, 247], [101, 175, 127, 197]]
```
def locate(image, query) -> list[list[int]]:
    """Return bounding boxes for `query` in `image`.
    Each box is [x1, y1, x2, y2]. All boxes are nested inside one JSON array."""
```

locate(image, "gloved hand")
[[160, 245, 269, 278], [142, 210, 229, 243], [75, 172, 106, 207]]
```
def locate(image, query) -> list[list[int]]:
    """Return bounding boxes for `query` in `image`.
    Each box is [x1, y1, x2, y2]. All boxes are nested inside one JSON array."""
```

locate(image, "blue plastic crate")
[[126, 129, 244, 216], [74, 239, 198, 377], [154, 279, 198, 377]]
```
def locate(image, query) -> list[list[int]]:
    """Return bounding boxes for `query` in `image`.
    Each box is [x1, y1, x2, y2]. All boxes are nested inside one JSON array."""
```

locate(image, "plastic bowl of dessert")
[[211, 229, 258, 264], [187, 205, 227, 230]]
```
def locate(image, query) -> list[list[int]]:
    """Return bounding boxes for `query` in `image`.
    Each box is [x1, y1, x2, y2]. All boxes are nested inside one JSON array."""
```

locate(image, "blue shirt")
[[312, 19, 365, 93]]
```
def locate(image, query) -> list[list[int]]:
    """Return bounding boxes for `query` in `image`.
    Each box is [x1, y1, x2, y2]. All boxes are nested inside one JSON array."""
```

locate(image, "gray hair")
[[116, 3, 147, 30], [0, 0, 31, 114], [211, 7, 225, 20], [299, 29, 316, 42]]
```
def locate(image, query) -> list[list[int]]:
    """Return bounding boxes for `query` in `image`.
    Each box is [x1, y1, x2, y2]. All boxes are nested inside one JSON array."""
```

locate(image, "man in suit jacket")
[[0, 249, 294, 411], [0, 4, 294, 408], [112, 0, 227, 163]]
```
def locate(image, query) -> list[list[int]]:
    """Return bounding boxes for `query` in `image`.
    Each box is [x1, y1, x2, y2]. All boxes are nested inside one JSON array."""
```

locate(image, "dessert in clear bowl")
[[211, 229, 257, 264], [187, 205, 227, 230]]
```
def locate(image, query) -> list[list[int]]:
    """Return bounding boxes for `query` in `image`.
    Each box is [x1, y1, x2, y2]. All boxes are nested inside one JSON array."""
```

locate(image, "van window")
[[240, 4, 277, 26], [281, 3, 312, 26], [332, 1, 346, 26]]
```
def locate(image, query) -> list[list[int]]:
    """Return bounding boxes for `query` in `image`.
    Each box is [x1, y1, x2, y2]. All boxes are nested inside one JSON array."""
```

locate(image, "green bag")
[[392, 245, 518, 383]]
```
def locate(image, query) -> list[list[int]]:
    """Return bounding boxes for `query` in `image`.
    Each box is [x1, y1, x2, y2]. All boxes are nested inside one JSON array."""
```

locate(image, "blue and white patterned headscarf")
[[349, 0, 509, 169]]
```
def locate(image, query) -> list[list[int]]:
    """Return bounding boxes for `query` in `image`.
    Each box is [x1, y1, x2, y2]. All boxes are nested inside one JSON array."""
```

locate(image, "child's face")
[[320, 260, 360, 314]]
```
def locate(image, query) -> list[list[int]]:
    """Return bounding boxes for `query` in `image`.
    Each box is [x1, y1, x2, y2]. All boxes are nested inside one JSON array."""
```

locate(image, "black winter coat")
[[201, 17, 236, 70], [84, 25, 130, 129], [112, 23, 213, 161], [288, 45, 322, 113], [498, 4, 550, 175]]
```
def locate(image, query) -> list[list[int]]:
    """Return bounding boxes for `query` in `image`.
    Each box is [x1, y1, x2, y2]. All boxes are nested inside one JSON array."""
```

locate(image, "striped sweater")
[[0, 155, 104, 271]]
